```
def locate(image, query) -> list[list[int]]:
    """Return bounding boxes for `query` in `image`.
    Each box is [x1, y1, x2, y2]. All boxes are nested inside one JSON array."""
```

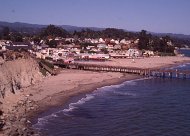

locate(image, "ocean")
[[33, 50, 190, 136]]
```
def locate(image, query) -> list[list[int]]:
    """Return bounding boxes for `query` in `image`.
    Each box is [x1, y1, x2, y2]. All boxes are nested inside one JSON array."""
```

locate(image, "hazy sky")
[[0, 0, 190, 34]]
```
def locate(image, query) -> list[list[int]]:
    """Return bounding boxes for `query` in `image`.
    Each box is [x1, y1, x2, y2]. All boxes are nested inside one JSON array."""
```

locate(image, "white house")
[[120, 39, 127, 44], [99, 38, 105, 43], [113, 44, 121, 50], [97, 44, 107, 49], [115, 40, 119, 44], [143, 50, 154, 56], [134, 39, 139, 44], [127, 49, 141, 57]]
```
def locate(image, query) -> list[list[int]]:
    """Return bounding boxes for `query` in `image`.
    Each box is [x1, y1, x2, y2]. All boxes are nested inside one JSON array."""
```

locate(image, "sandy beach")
[[77, 56, 190, 69], [1, 56, 190, 135]]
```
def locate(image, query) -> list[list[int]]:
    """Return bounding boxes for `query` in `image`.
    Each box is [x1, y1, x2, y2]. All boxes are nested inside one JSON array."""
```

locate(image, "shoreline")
[[29, 73, 141, 124]]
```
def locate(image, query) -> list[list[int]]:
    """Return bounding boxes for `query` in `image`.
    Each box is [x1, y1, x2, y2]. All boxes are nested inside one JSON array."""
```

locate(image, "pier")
[[53, 61, 190, 79]]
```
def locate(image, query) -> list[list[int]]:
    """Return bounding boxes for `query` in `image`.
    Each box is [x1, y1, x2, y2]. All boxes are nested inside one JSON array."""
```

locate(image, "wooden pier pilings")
[[53, 62, 190, 79]]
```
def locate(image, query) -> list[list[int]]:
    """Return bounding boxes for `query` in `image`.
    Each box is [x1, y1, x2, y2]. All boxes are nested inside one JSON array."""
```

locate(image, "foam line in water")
[[33, 93, 96, 129], [95, 77, 148, 91], [113, 91, 136, 96], [167, 63, 190, 70], [62, 94, 95, 113], [94, 78, 149, 96], [33, 77, 147, 129]]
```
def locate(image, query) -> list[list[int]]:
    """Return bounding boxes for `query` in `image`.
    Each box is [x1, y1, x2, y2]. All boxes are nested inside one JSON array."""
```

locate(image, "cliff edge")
[[0, 58, 42, 99]]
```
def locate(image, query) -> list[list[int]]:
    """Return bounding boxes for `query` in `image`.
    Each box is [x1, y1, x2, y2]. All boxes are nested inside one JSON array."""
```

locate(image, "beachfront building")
[[35, 48, 69, 60], [113, 44, 122, 50], [110, 48, 142, 58], [97, 44, 108, 49], [78, 53, 110, 60], [127, 49, 142, 57], [143, 50, 154, 57]]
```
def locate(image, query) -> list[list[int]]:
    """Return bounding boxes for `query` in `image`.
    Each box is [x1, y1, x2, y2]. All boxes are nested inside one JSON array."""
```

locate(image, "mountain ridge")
[[0, 21, 104, 33], [0, 21, 190, 40]]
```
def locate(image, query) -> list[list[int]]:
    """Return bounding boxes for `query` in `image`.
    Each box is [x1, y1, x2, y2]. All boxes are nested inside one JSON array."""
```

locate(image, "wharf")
[[53, 62, 190, 79]]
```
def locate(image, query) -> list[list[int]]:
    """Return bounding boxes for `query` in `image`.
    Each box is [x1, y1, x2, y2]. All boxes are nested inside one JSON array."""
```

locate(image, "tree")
[[10, 32, 23, 42], [138, 30, 149, 50], [32, 36, 41, 44], [2, 27, 10, 40], [47, 39, 57, 48], [80, 42, 89, 50], [102, 28, 127, 39], [40, 24, 69, 38], [100, 48, 109, 54]]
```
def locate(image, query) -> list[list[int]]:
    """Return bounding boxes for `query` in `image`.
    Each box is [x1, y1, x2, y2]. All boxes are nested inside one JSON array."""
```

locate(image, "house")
[[79, 53, 110, 60], [84, 38, 92, 43], [70, 48, 81, 54], [120, 39, 127, 44], [115, 40, 119, 44], [134, 39, 139, 44], [91, 54, 110, 59], [143, 50, 154, 56], [99, 38, 105, 43], [127, 49, 142, 57], [97, 44, 107, 49], [90, 39, 99, 44], [113, 44, 121, 50], [109, 50, 131, 58], [167, 41, 173, 46], [110, 39, 116, 44], [0, 40, 11, 51], [65, 38, 75, 43]]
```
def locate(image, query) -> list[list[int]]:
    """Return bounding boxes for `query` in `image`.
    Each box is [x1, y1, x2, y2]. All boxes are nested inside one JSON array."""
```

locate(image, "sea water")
[[33, 50, 190, 136]]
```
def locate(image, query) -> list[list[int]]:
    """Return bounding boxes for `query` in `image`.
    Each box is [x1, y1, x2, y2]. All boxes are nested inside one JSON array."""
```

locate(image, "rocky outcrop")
[[0, 58, 42, 99], [2, 96, 41, 136]]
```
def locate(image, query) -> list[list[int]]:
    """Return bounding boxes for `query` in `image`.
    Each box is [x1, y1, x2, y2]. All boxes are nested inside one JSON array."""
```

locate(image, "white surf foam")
[[33, 93, 96, 128], [63, 94, 95, 113], [91, 78, 149, 98], [113, 91, 136, 96], [33, 77, 148, 129], [168, 63, 190, 70]]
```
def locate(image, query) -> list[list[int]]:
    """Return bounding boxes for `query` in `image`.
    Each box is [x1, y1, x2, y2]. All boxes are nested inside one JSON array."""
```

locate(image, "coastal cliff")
[[0, 58, 42, 99], [0, 58, 42, 136]]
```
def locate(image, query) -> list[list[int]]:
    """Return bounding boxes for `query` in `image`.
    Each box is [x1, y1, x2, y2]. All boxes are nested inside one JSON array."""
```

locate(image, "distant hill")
[[0, 21, 190, 41], [150, 32, 190, 41], [0, 21, 104, 34], [0, 21, 44, 34]]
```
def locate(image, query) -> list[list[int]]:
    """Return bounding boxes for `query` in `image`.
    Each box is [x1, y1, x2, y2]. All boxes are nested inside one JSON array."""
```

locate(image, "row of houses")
[[0, 37, 155, 63], [83, 38, 139, 45]]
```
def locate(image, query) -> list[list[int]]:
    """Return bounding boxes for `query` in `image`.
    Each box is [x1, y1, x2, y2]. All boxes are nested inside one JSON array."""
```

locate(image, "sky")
[[0, 0, 190, 34]]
